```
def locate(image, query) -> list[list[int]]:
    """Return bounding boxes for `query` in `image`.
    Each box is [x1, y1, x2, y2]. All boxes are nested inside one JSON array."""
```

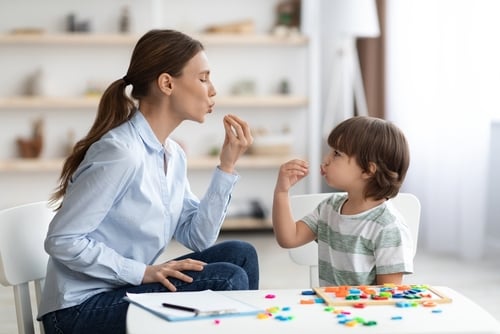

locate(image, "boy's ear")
[[363, 162, 377, 179], [158, 73, 173, 95]]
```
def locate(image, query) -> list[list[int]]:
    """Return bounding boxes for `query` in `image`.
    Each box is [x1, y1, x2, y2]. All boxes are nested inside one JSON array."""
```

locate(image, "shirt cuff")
[[119, 257, 147, 285], [214, 165, 239, 187]]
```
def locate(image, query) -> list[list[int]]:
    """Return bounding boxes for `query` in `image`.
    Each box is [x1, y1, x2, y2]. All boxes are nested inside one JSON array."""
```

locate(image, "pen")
[[162, 302, 198, 314], [161, 303, 238, 316]]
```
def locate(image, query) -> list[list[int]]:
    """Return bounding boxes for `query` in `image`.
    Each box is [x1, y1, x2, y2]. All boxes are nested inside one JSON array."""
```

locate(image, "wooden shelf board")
[[0, 96, 100, 109], [195, 33, 308, 46], [221, 218, 272, 231], [215, 95, 308, 108], [0, 33, 138, 45], [188, 155, 292, 169], [0, 33, 307, 47], [0, 155, 293, 172], [0, 95, 307, 110], [0, 159, 63, 172]]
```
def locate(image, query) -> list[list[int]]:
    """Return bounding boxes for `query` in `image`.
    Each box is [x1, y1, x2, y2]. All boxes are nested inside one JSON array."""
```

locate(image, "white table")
[[127, 287, 500, 334]]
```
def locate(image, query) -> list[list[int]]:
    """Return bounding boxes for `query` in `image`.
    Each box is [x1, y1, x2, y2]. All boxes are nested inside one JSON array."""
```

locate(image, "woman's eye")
[[200, 74, 211, 83]]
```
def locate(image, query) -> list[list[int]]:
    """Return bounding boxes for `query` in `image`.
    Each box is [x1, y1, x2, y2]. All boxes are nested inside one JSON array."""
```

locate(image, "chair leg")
[[34, 279, 45, 334], [309, 265, 319, 288], [13, 283, 35, 334]]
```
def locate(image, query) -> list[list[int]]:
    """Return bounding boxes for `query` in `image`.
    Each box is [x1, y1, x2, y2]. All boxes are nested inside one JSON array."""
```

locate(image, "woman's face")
[[170, 50, 217, 123]]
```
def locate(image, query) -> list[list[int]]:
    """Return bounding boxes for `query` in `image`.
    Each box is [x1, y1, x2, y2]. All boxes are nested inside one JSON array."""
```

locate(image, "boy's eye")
[[333, 150, 341, 156]]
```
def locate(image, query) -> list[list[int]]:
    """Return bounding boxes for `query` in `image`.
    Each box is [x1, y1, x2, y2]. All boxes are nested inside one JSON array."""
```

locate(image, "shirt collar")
[[129, 110, 164, 154]]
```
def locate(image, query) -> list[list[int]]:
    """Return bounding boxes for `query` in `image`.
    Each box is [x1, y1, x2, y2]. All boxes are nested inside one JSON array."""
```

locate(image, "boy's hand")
[[275, 159, 309, 193]]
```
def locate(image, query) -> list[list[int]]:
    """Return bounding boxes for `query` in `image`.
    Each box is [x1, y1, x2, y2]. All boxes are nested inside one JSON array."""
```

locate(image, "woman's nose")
[[209, 82, 217, 97]]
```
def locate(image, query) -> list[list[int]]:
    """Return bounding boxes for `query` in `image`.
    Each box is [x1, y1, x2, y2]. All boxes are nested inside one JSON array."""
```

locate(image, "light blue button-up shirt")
[[38, 111, 238, 318]]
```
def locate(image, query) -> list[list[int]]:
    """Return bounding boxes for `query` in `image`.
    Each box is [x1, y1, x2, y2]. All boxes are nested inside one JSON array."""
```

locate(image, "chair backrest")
[[0, 201, 54, 334], [288, 192, 421, 287]]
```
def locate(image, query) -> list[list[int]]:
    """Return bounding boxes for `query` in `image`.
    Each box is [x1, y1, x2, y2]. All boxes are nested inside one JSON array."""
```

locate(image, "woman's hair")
[[50, 29, 204, 207], [327, 116, 410, 200]]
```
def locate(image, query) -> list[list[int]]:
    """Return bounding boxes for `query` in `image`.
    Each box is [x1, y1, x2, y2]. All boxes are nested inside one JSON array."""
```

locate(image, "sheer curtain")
[[385, 0, 500, 260]]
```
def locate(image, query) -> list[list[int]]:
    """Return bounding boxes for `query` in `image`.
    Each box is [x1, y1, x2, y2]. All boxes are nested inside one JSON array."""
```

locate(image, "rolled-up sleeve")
[[174, 166, 239, 251]]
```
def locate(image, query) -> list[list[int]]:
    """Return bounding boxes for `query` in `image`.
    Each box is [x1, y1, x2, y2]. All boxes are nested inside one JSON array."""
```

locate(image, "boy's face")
[[321, 149, 365, 191]]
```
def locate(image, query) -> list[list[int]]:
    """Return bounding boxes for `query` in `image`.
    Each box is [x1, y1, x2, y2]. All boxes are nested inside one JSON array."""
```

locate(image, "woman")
[[38, 29, 259, 334]]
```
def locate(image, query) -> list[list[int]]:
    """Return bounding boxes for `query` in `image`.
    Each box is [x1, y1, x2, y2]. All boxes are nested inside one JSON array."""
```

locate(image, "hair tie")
[[122, 75, 130, 86]]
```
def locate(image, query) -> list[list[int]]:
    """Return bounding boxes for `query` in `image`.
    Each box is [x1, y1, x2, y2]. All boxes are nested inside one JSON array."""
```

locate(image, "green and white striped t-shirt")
[[301, 193, 414, 286]]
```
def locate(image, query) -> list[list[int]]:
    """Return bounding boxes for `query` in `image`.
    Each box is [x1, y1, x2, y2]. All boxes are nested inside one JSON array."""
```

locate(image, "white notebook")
[[125, 289, 263, 322]]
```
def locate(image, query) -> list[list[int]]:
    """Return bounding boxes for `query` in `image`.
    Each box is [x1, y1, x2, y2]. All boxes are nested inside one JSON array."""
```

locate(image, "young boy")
[[272, 116, 413, 286]]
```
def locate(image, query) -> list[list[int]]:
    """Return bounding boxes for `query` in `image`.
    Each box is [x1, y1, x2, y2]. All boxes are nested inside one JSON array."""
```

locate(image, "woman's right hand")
[[142, 258, 206, 292], [218, 114, 253, 174]]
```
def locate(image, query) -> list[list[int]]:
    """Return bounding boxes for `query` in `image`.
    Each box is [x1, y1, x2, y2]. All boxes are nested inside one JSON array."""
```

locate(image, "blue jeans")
[[41, 240, 259, 334]]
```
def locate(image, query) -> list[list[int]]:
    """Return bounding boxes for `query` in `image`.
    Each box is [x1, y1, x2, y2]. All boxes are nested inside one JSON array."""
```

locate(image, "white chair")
[[288, 192, 421, 287], [0, 201, 54, 334]]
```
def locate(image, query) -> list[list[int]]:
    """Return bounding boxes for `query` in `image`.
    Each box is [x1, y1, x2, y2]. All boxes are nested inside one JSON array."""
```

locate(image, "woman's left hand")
[[219, 114, 253, 173], [142, 258, 207, 292]]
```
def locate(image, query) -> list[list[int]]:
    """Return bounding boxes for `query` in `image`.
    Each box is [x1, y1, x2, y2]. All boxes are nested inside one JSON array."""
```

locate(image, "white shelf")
[[0, 159, 63, 172], [0, 33, 137, 45], [0, 96, 100, 109], [0, 155, 293, 173], [0, 33, 308, 47], [215, 95, 308, 108], [187, 155, 293, 169], [0, 95, 307, 110], [196, 33, 308, 46], [0, 0, 315, 226]]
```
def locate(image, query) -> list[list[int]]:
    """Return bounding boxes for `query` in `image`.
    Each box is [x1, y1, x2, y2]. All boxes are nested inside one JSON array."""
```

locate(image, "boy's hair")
[[327, 116, 410, 200]]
